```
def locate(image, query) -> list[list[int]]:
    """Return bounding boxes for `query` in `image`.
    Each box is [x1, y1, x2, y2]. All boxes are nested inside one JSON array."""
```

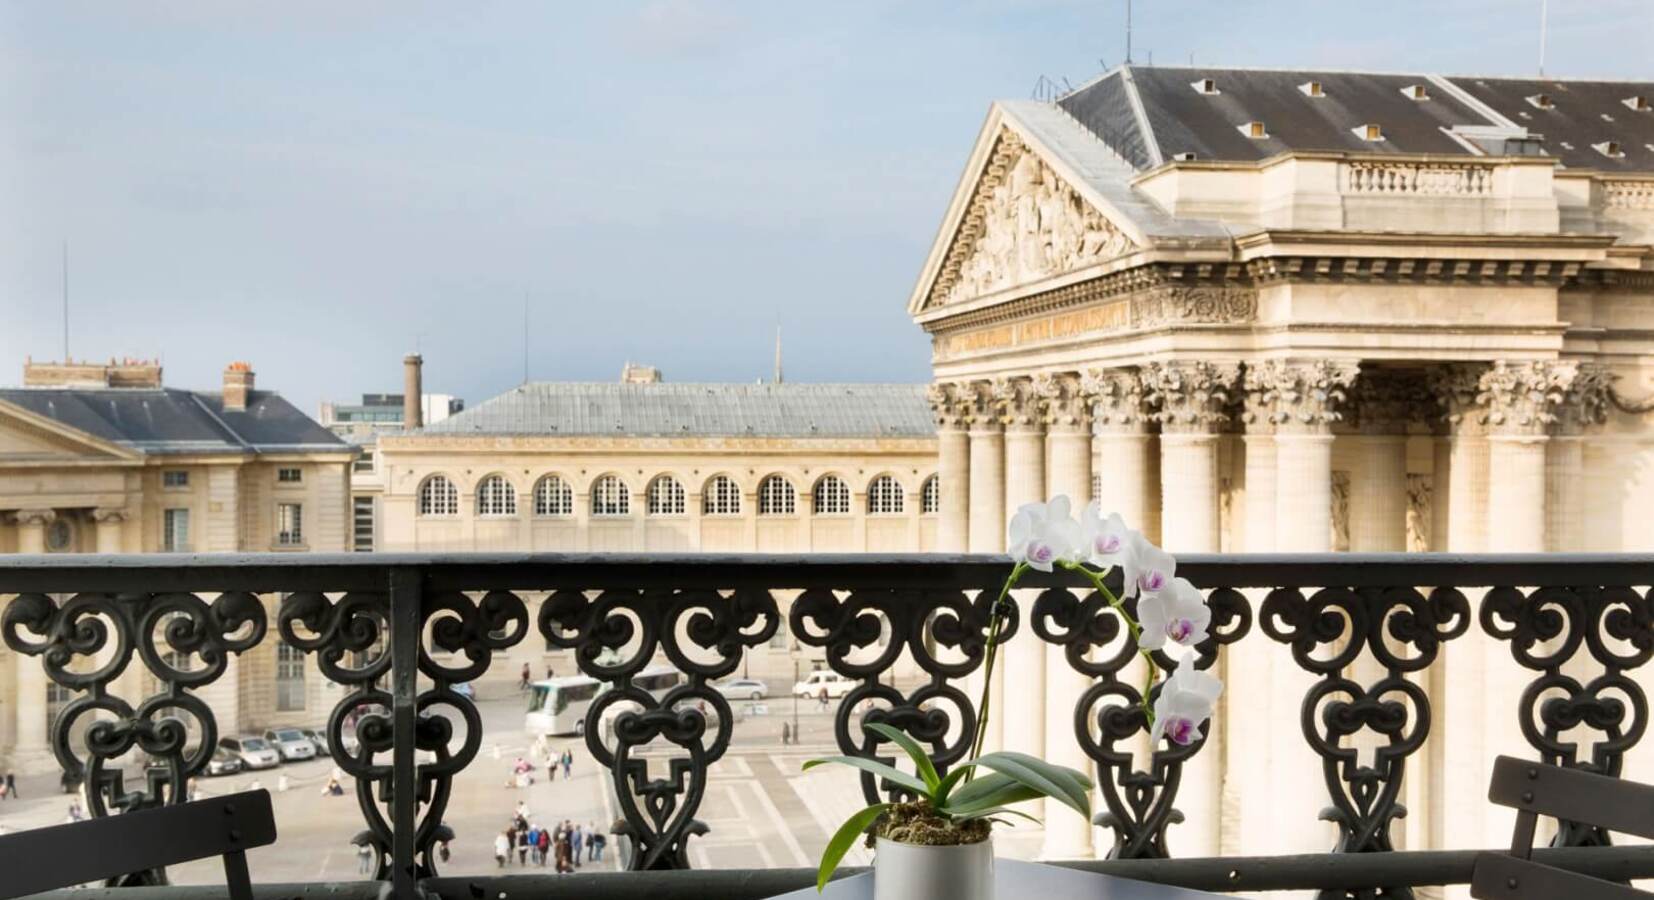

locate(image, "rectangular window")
[[276, 503, 303, 546], [277, 467, 303, 484], [162, 470, 189, 488], [276, 641, 306, 711], [352, 496, 375, 552], [353, 453, 376, 473], [768, 619, 788, 650], [162, 508, 191, 551]]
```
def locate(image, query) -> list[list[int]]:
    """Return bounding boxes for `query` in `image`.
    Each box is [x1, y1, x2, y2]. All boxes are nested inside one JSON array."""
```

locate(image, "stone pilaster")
[[926, 383, 973, 553], [93, 508, 129, 554]]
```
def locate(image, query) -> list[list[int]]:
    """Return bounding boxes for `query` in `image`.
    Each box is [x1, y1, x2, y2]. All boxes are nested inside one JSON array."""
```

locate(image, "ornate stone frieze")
[[1406, 474, 1433, 553], [993, 377, 1044, 432], [1129, 285, 1257, 328], [1033, 373, 1087, 432], [929, 129, 1136, 308], [1144, 361, 1240, 433], [1330, 471, 1352, 552], [925, 382, 971, 431], [1477, 361, 1579, 436], [1347, 370, 1434, 435], [1080, 368, 1150, 434], [1243, 360, 1360, 434]]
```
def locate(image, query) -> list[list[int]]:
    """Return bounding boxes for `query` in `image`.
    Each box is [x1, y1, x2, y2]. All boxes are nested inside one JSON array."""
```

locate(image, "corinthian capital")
[[1477, 360, 1579, 436], [1243, 360, 1360, 434], [1428, 363, 1491, 434], [1080, 368, 1150, 434], [1555, 363, 1614, 435], [992, 377, 1043, 431], [1032, 372, 1087, 432], [925, 382, 971, 430], [12, 508, 57, 527], [1144, 360, 1240, 433], [959, 381, 1002, 429], [1347, 369, 1433, 435]]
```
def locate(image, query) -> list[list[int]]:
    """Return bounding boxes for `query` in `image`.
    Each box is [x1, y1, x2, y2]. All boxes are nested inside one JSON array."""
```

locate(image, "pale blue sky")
[[3, 1, 1651, 415]]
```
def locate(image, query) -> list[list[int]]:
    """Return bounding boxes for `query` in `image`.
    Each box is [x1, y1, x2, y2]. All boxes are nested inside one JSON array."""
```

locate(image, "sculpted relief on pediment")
[[928, 129, 1136, 308]]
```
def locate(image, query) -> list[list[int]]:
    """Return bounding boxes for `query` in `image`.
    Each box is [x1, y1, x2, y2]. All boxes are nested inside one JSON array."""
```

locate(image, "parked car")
[[712, 678, 768, 701], [300, 728, 329, 756], [263, 728, 318, 762], [205, 747, 244, 777], [219, 736, 281, 770], [792, 670, 855, 699]]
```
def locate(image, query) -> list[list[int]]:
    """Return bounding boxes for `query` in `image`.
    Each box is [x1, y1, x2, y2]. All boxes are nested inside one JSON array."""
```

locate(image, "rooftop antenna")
[[61, 240, 69, 361], [1125, 0, 1132, 65], [1538, 0, 1548, 76], [522, 292, 530, 385], [773, 326, 784, 384]]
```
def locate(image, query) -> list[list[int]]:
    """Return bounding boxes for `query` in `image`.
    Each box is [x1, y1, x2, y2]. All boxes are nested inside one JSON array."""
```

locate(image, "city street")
[[0, 683, 1049, 884]]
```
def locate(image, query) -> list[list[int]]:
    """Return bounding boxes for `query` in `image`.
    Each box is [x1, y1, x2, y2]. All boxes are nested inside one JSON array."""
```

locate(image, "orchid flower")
[[1080, 502, 1140, 593], [1133, 534, 1177, 597], [1006, 495, 1083, 573], [1150, 664, 1224, 747], [1135, 577, 1212, 653]]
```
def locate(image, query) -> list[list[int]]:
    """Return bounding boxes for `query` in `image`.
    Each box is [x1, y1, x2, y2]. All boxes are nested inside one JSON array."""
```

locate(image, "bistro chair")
[[1472, 755, 1654, 899], [0, 788, 275, 900]]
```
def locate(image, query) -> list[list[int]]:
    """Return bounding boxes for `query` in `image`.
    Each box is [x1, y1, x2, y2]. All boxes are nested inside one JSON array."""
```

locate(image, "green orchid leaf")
[[864, 722, 940, 794], [940, 781, 1043, 818], [817, 803, 890, 892], [962, 752, 1092, 819], [933, 765, 972, 807], [958, 806, 1041, 825], [802, 756, 930, 797], [941, 772, 1021, 810]]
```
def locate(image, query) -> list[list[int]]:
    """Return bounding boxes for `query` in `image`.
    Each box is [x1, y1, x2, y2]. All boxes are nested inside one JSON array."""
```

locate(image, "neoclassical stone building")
[[0, 359, 355, 771], [912, 68, 1654, 861]]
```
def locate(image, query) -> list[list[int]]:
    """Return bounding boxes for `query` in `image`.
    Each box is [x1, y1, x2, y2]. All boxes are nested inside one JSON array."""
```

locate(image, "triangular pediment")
[[911, 116, 1143, 314], [0, 399, 142, 465]]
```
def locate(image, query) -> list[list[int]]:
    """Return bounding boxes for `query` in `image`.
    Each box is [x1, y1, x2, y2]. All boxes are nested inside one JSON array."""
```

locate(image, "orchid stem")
[[965, 562, 1026, 782], [1059, 561, 1158, 728]]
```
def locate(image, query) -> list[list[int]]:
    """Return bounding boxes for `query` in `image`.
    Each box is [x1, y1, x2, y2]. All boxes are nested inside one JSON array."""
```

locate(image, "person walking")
[[545, 664, 554, 679], [356, 840, 374, 875], [519, 662, 531, 691], [570, 823, 583, 868], [505, 824, 517, 864], [780, 722, 790, 746], [536, 824, 550, 866], [526, 823, 541, 865], [517, 826, 530, 865], [493, 830, 510, 868], [588, 822, 603, 861], [817, 686, 829, 710], [555, 823, 573, 873], [561, 748, 572, 780], [5, 772, 16, 799]]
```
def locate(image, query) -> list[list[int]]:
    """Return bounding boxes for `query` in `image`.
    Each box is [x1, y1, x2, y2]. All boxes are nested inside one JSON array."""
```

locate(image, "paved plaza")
[[0, 684, 1048, 884]]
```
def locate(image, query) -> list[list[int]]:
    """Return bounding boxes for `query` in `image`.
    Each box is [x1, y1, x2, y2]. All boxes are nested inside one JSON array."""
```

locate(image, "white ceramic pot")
[[872, 835, 993, 900]]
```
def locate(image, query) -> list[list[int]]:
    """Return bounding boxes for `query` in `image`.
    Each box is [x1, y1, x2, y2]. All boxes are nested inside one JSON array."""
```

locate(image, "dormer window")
[[1354, 123, 1384, 142], [1625, 95, 1651, 112], [1191, 77, 1219, 95], [1171, 151, 1198, 161], [1401, 84, 1430, 101], [1239, 121, 1268, 139], [1594, 141, 1625, 159], [1526, 93, 1555, 110], [1299, 81, 1325, 98]]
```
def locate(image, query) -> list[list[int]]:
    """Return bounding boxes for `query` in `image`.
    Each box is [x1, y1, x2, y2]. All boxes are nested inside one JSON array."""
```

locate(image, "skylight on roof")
[[1401, 84, 1430, 101], [1191, 77, 1219, 95], [1299, 81, 1325, 98], [1526, 93, 1555, 110], [1239, 121, 1269, 139]]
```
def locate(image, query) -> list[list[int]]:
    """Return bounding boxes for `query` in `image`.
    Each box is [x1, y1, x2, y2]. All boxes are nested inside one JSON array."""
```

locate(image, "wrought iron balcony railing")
[[4, 552, 1654, 899]]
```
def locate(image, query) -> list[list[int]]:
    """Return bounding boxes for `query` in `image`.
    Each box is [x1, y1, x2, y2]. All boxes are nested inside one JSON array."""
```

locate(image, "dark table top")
[[768, 858, 1230, 899]]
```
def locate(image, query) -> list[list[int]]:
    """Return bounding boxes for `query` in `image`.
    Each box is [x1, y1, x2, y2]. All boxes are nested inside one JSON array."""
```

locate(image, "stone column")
[[7, 511, 55, 769], [1262, 361, 1358, 552], [1432, 365, 1491, 554], [1084, 369, 1154, 531], [1479, 360, 1577, 554], [1547, 365, 1611, 552], [1223, 373, 1275, 855], [1347, 371, 1424, 553], [15, 508, 53, 554], [927, 383, 972, 553], [997, 377, 1048, 820], [93, 508, 129, 554], [1038, 373, 1094, 859], [1239, 380, 1277, 554], [1143, 361, 1237, 857], [963, 383, 1007, 753]]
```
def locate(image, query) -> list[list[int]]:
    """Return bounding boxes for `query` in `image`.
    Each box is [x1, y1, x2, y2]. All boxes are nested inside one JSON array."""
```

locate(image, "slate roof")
[[420, 383, 936, 438], [1055, 65, 1654, 173], [0, 388, 347, 455]]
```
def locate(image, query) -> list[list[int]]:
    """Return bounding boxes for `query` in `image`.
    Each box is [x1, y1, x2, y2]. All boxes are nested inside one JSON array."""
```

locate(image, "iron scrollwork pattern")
[[1261, 586, 1469, 900], [1036, 577, 1250, 859], [790, 586, 999, 807], [3, 590, 266, 886], [1481, 584, 1654, 847], [540, 586, 780, 870]]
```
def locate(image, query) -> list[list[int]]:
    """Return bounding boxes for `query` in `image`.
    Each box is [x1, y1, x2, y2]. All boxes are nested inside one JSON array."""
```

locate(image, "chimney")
[[403, 354, 423, 430], [222, 362, 254, 412]]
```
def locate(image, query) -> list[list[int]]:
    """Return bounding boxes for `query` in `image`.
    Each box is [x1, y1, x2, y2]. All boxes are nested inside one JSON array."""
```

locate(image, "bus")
[[524, 666, 686, 737]]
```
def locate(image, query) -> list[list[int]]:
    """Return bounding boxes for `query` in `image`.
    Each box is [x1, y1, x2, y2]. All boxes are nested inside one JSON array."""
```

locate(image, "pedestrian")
[[526, 823, 541, 865], [356, 840, 374, 875], [517, 827, 529, 865], [570, 823, 584, 868], [506, 824, 517, 864], [561, 748, 572, 780], [781, 722, 790, 746], [547, 752, 557, 782], [493, 830, 510, 868], [515, 800, 531, 825], [591, 825, 606, 861], [519, 662, 531, 691], [536, 824, 551, 866], [818, 686, 829, 710], [545, 664, 554, 679], [6, 772, 18, 799]]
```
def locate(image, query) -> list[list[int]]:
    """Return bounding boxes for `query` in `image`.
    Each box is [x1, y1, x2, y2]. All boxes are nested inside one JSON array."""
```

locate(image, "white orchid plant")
[[806, 497, 1223, 890]]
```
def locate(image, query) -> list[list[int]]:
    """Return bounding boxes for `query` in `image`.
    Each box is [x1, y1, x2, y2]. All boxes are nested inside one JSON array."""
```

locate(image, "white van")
[[792, 670, 855, 699]]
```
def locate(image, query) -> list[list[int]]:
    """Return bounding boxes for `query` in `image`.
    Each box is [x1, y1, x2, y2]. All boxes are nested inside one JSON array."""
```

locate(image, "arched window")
[[813, 475, 851, 515], [758, 475, 796, 515], [703, 475, 741, 516], [477, 474, 517, 517], [534, 475, 573, 517], [418, 475, 458, 516], [921, 475, 940, 514], [648, 475, 686, 516], [868, 475, 905, 514], [591, 475, 630, 517]]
